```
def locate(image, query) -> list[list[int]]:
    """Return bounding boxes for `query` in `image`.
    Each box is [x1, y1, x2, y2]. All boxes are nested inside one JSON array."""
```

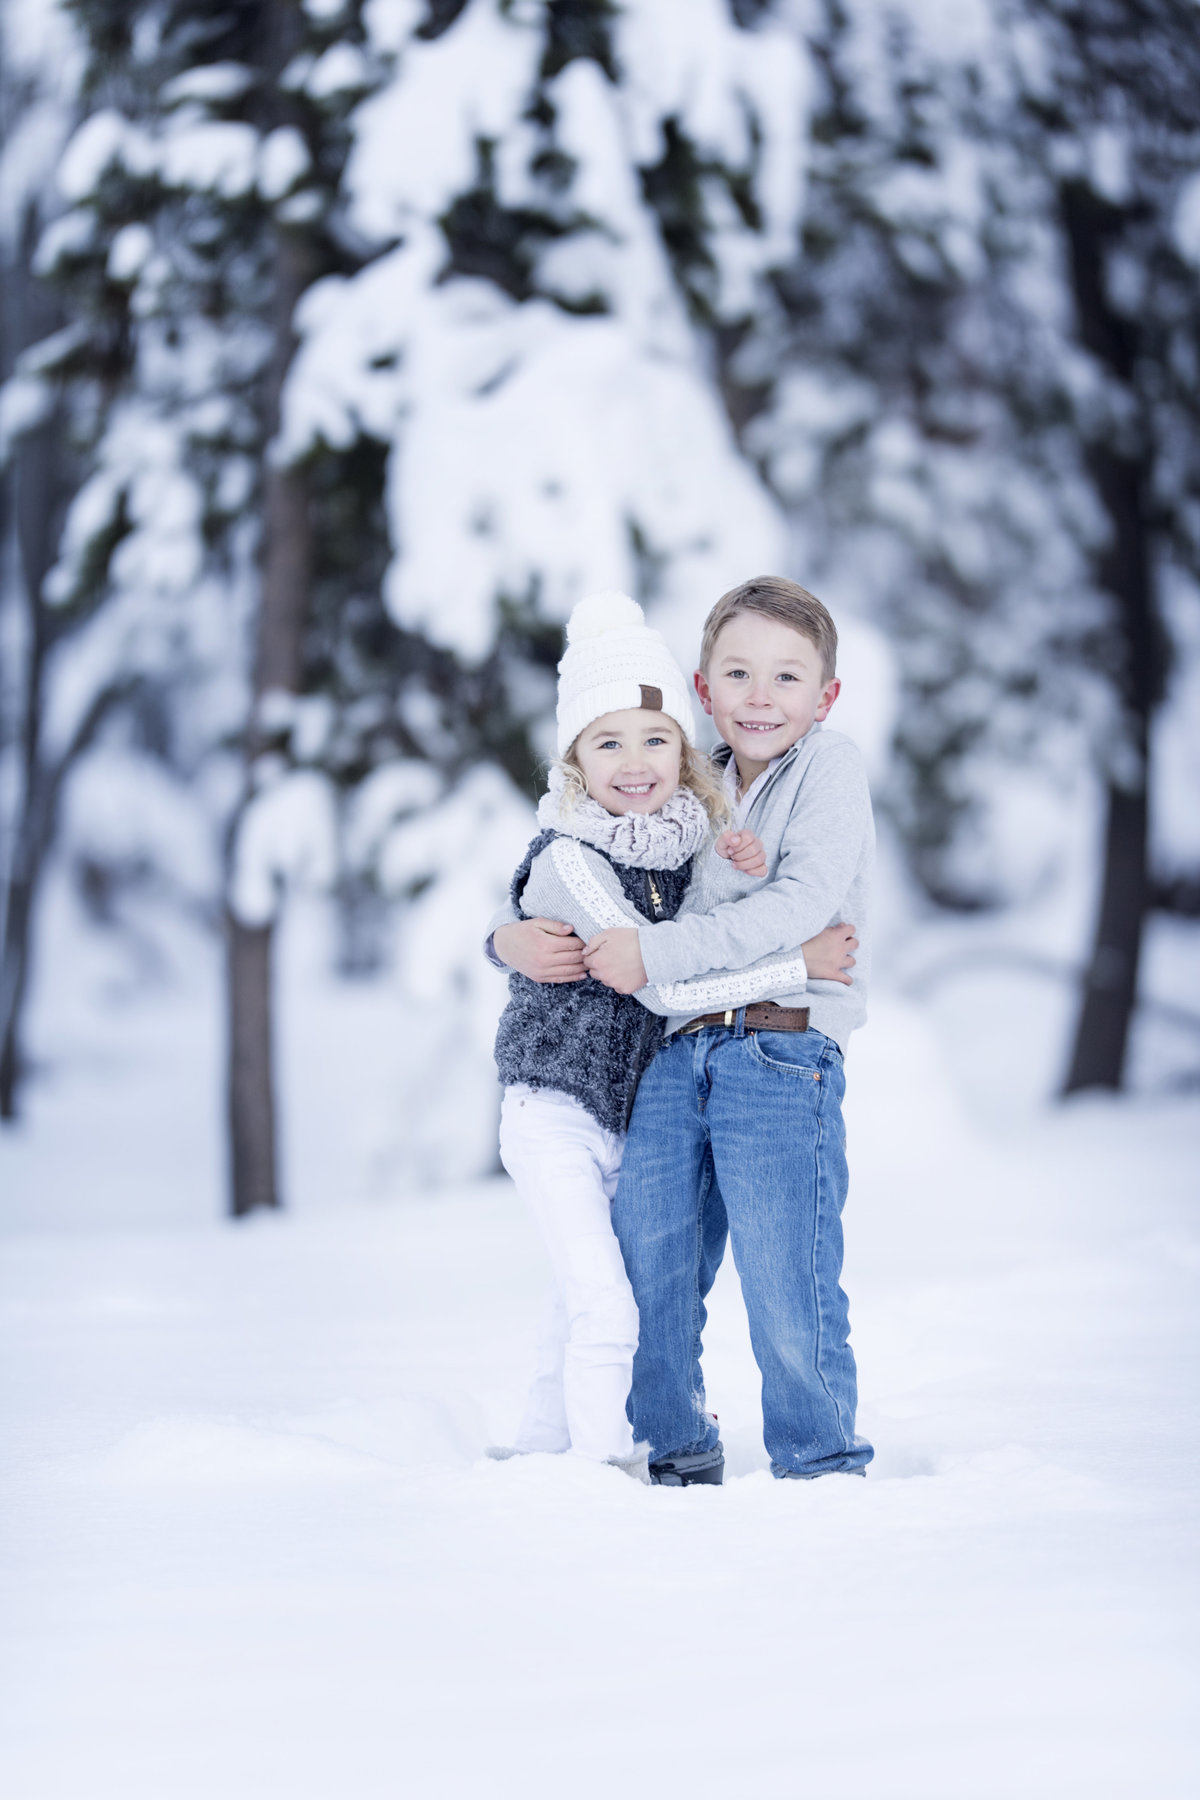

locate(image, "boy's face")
[[572, 709, 683, 816], [696, 611, 840, 784]]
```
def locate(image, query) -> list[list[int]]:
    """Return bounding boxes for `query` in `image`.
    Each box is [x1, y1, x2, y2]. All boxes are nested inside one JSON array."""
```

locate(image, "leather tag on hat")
[[639, 685, 663, 710]]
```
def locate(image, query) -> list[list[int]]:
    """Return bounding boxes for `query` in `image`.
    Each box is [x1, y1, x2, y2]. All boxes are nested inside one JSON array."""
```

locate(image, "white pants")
[[499, 1086, 638, 1463]]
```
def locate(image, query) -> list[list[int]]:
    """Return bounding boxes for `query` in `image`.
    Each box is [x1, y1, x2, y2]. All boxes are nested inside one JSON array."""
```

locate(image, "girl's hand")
[[715, 828, 768, 878], [801, 922, 858, 985]]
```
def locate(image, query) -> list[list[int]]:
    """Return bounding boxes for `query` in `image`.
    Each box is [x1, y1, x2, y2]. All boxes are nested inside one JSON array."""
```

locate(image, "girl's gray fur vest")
[[493, 829, 691, 1133]]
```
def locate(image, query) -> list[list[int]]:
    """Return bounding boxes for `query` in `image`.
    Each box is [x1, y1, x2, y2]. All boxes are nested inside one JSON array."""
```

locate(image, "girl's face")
[[571, 709, 683, 815]]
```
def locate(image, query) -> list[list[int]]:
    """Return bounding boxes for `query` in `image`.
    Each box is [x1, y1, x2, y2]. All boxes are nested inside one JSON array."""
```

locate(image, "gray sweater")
[[489, 722, 873, 1054], [640, 726, 874, 1051]]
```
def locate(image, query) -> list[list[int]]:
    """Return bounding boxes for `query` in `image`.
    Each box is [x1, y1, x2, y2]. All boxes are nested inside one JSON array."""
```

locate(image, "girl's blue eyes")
[[597, 737, 668, 750]]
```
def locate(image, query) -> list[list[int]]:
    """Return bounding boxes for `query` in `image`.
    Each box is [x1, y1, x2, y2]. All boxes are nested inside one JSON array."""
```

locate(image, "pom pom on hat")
[[566, 590, 646, 642], [555, 590, 696, 756]]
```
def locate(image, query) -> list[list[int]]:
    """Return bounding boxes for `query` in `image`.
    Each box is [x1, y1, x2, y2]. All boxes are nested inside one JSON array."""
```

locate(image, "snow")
[[361, 0, 424, 56], [256, 126, 311, 202], [57, 100, 261, 208], [230, 770, 339, 928], [59, 746, 218, 905], [278, 0, 807, 681], [304, 41, 373, 100], [285, 244, 785, 663], [157, 121, 260, 199], [107, 222, 154, 282], [1, 943, 1197, 1797], [31, 207, 96, 274], [0, 0, 83, 246], [0, 370, 54, 458], [349, 2, 544, 236], [56, 109, 143, 201], [1173, 172, 1200, 268], [160, 63, 255, 108], [342, 759, 446, 868], [4, 1, 1198, 1779]]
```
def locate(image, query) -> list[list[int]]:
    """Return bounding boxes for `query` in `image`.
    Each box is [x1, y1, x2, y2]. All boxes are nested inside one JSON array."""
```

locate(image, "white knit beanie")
[[556, 591, 696, 757]]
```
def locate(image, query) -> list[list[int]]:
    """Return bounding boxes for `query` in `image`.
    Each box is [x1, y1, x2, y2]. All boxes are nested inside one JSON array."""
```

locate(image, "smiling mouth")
[[736, 721, 781, 734], [613, 781, 655, 794]]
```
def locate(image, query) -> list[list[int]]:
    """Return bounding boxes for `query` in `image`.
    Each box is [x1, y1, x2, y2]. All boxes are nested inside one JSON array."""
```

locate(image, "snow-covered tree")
[[1031, 1, 1200, 1091], [247, 0, 811, 1167], [0, 0, 387, 1203], [282, 0, 804, 659], [5, 0, 816, 1196], [744, 0, 1200, 1091]]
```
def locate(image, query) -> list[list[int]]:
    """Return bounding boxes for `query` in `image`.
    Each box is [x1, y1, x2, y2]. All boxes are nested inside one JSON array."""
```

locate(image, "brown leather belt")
[[680, 1003, 810, 1035]]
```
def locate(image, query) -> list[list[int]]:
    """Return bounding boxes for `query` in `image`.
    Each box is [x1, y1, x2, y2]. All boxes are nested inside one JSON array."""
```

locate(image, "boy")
[[493, 576, 873, 1486]]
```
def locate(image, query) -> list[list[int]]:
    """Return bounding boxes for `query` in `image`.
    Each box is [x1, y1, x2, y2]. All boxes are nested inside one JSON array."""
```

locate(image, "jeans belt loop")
[[732, 1006, 746, 1039]]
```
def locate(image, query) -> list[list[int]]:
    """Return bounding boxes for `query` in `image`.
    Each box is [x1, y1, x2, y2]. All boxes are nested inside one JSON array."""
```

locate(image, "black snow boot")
[[649, 1447, 724, 1487]]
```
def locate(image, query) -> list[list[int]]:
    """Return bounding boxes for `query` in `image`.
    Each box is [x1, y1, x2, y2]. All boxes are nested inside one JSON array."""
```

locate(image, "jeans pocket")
[[747, 1031, 825, 1075]]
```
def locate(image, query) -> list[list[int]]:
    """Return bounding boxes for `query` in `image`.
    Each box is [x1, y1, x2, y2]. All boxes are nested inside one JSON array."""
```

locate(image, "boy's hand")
[[493, 918, 586, 983], [801, 922, 858, 985], [714, 828, 768, 878], [582, 928, 648, 994]]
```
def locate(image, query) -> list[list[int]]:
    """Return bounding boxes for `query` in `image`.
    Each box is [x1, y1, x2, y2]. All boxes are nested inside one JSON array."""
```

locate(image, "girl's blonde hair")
[[554, 729, 731, 827]]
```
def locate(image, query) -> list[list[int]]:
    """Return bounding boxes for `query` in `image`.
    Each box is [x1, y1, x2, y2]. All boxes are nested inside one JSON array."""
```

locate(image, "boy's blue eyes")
[[725, 670, 797, 683]]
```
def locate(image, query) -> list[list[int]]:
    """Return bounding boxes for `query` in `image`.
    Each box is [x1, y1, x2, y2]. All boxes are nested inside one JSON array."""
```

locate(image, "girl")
[[492, 592, 852, 1478]]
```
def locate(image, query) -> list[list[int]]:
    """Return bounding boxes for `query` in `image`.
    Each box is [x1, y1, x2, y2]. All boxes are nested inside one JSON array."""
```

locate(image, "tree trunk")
[[1059, 183, 1164, 1095], [1062, 779, 1149, 1093], [226, 0, 315, 1214], [0, 809, 42, 1118], [0, 203, 69, 1120], [1060, 440, 1157, 1095], [225, 459, 311, 1215], [226, 917, 278, 1215], [0, 772, 51, 1120]]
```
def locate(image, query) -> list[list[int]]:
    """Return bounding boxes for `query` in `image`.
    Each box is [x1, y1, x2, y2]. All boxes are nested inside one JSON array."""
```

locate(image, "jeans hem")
[[770, 1455, 871, 1480]]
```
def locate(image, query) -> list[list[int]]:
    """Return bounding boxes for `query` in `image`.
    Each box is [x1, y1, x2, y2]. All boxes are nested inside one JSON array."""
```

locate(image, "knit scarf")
[[535, 767, 710, 870]]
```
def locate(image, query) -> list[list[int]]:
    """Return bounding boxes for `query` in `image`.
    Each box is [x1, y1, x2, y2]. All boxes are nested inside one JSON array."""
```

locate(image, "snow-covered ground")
[[2, 909, 1198, 1799]]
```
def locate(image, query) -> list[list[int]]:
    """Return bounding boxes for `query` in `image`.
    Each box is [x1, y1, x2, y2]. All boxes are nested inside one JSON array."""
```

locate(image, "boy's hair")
[[700, 576, 838, 682], [555, 731, 731, 827]]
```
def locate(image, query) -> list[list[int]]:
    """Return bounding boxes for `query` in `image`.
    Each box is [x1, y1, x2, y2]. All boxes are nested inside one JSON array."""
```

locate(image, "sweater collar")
[[712, 721, 817, 795]]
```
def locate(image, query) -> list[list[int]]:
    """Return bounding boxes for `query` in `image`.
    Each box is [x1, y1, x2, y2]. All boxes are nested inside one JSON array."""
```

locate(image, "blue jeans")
[[612, 1019, 873, 1478]]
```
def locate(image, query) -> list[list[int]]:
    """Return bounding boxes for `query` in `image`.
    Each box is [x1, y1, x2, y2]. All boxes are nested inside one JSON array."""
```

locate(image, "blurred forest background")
[[2, 0, 1198, 1220]]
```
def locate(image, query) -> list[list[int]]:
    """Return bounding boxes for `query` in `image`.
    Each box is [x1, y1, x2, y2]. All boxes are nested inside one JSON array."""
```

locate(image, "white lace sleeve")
[[521, 837, 648, 935], [651, 952, 809, 1015], [521, 838, 807, 1017]]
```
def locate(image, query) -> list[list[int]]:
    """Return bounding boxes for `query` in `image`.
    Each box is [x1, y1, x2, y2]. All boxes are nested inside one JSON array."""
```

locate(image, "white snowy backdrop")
[[1, 3, 1198, 1795]]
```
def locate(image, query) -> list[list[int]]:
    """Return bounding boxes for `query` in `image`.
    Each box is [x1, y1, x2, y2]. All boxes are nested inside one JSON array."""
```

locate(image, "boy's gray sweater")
[[640, 725, 873, 1051], [489, 722, 874, 1056]]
